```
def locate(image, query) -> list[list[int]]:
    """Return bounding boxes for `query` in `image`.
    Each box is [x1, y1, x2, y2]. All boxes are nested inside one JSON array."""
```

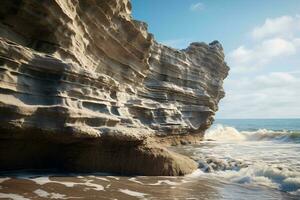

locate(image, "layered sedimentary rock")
[[0, 0, 229, 175]]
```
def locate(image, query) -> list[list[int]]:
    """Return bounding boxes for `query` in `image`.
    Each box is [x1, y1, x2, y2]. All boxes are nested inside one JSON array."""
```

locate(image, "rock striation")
[[0, 0, 229, 175]]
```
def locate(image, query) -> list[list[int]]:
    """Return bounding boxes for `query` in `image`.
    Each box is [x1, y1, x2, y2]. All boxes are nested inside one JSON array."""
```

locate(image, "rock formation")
[[0, 0, 229, 175]]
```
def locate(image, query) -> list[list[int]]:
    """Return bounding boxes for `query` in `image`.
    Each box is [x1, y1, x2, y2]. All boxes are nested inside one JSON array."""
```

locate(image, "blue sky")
[[132, 0, 300, 119]]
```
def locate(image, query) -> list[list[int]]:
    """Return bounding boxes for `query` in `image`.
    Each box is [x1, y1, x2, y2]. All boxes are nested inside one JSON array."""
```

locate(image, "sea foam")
[[184, 124, 300, 194], [205, 124, 300, 143]]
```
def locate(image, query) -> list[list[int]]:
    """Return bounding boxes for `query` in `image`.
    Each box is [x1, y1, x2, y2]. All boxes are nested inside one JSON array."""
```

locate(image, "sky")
[[131, 0, 300, 119]]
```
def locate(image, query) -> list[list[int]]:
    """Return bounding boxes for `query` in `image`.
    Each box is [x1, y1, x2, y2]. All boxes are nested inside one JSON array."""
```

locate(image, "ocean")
[[0, 119, 300, 199]]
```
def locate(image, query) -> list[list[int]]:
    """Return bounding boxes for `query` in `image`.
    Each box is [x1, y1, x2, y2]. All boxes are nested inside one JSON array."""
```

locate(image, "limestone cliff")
[[0, 0, 229, 175]]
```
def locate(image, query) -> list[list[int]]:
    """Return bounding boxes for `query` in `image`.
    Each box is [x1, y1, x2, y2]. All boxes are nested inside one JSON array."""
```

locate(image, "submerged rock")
[[0, 0, 229, 175]]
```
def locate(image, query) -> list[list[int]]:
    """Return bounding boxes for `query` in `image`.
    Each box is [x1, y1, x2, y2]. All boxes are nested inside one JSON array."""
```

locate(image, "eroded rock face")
[[0, 0, 229, 175]]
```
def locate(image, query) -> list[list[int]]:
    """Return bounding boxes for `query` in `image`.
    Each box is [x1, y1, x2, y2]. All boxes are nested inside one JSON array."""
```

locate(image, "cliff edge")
[[0, 0, 229, 175]]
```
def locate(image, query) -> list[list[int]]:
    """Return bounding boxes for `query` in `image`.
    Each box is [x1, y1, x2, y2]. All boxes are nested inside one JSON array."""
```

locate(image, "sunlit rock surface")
[[0, 0, 229, 175]]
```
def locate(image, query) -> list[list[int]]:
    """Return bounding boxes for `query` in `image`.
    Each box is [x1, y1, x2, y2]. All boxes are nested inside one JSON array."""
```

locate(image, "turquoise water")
[[215, 119, 300, 132], [213, 119, 300, 143]]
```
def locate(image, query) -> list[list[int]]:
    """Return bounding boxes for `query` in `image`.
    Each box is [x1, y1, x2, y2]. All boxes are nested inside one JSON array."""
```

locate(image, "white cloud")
[[228, 38, 296, 73], [294, 38, 300, 47], [228, 15, 300, 73], [260, 38, 296, 56], [219, 14, 300, 118], [255, 72, 297, 86], [251, 16, 299, 39], [217, 71, 300, 118], [228, 14, 300, 73], [190, 2, 205, 12]]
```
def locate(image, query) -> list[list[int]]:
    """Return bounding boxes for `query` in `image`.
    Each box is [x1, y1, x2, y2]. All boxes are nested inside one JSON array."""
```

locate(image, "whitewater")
[[174, 119, 300, 197]]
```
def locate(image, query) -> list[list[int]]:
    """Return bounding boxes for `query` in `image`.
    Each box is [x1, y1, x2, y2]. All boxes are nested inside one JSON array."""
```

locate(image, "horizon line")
[[215, 118, 300, 120]]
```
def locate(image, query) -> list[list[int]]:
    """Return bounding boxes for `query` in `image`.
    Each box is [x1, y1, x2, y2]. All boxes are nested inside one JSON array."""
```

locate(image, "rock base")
[[0, 135, 198, 176]]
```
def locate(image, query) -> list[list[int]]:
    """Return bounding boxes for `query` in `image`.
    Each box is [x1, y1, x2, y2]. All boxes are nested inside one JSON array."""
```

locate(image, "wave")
[[197, 124, 300, 195], [205, 124, 300, 143], [188, 158, 300, 194], [188, 153, 300, 194], [205, 125, 246, 141], [215, 163, 300, 194]]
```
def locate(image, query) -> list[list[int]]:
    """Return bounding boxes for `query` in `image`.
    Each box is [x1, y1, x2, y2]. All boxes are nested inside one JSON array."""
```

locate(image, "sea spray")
[[205, 124, 300, 143], [171, 122, 300, 194]]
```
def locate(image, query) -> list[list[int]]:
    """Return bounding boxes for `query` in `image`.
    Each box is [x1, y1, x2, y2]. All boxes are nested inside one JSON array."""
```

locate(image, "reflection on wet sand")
[[0, 172, 298, 200], [0, 174, 215, 199]]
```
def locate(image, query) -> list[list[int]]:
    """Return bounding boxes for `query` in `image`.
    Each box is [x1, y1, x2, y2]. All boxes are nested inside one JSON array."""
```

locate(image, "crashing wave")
[[195, 124, 300, 194], [205, 124, 300, 143], [204, 125, 246, 141], [215, 163, 300, 193], [190, 154, 300, 194]]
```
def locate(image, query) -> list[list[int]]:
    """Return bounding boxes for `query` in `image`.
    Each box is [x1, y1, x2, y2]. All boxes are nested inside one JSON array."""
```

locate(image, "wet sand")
[[0, 171, 298, 200]]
